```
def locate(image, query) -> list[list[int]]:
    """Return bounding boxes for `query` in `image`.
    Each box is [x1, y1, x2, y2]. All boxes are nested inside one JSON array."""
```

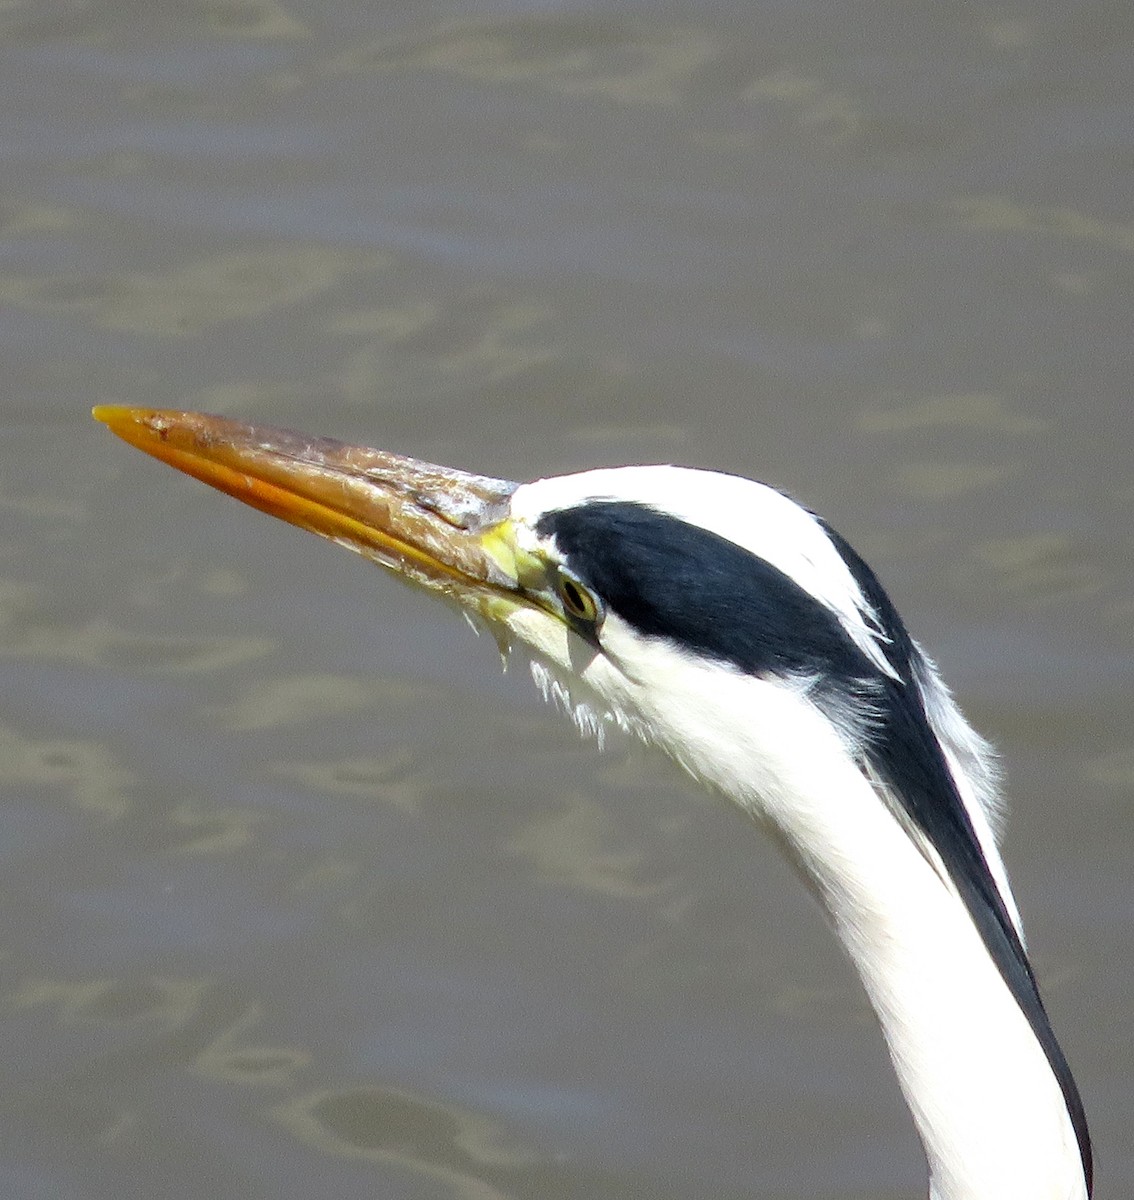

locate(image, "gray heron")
[[95, 406, 1092, 1200]]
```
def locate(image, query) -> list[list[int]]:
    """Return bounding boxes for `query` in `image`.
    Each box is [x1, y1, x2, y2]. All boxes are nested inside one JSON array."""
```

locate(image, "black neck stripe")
[[821, 522, 1092, 1193]]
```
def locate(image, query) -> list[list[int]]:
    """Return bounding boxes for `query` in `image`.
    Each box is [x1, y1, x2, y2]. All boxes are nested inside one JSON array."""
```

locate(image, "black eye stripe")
[[540, 500, 863, 680]]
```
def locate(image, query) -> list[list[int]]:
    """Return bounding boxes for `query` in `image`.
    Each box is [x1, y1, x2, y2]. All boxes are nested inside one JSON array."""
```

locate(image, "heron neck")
[[570, 629, 1087, 1196], [632, 667, 1088, 1200], [757, 743, 1087, 1200]]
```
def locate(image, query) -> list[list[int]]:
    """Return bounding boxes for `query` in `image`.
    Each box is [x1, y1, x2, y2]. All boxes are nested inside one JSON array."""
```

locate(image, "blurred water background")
[[2, 1, 1132, 1196]]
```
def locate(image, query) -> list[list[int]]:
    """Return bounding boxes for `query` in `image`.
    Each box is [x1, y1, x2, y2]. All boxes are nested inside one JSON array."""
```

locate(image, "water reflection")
[[274, 748, 428, 811], [318, 19, 719, 108], [742, 68, 864, 143], [3, 247, 390, 337], [506, 792, 665, 899], [0, 721, 133, 820], [968, 535, 1105, 602], [949, 196, 1134, 256], [275, 1086, 532, 1198], [206, 673, 385, 732], [857, 392, 1050, 435]]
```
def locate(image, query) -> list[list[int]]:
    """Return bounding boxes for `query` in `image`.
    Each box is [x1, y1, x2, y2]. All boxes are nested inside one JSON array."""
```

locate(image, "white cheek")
[[497, 605, 862, 830], [573, 615, 869, 838]]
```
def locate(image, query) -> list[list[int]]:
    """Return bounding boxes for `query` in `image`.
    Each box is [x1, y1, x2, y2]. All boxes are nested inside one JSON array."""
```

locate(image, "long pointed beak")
[[93, 407, 521, 607]]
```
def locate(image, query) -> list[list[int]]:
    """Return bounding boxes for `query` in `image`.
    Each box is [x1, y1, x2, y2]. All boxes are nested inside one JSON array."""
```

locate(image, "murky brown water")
[[2, 2, 1132, 1196]]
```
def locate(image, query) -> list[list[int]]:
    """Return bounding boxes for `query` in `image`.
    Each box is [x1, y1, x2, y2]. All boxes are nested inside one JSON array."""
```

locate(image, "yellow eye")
[[557, 572, 601, 625]]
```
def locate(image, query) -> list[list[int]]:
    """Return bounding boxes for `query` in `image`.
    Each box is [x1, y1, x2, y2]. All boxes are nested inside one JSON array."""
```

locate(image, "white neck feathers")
[[562, 627, 1088, 1200]]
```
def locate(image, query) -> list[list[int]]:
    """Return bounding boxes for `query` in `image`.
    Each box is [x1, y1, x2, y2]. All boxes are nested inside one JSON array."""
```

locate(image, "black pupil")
[[562, 579, 586, 615]]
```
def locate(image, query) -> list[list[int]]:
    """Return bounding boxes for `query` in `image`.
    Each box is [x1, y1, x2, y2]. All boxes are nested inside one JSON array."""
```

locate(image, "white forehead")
[[510, 465, 898, 679], [511, 465, 830, 577]]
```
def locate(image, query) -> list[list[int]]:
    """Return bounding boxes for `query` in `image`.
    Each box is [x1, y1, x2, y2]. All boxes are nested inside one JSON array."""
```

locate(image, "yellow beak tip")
[[92, 405, 148, 433]]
